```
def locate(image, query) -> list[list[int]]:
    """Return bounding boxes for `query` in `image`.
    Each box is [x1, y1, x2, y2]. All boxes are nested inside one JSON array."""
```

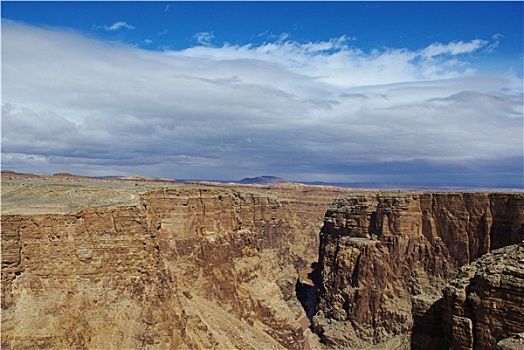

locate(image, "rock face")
[[1, 179, 348, 349], [2, 207, 184, 349], [313, 192, 524, 348], [3, 175, 523, 350], [442, 243, 524, 350], [497, 333, 524, 350]]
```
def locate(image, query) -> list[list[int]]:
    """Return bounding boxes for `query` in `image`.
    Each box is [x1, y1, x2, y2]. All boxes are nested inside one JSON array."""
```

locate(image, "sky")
[[1, 1, 523, 187]]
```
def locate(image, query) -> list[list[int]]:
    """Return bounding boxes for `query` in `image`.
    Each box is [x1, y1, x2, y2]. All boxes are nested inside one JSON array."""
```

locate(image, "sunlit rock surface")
[[442, 243, 524, 350], [2, 173, 523, 349], [1, 173, 348, 349], [313, 192, 524, 349]]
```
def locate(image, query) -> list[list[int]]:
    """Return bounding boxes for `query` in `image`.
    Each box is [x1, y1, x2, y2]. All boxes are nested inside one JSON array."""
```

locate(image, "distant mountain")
[[238, 176, 288, 185]]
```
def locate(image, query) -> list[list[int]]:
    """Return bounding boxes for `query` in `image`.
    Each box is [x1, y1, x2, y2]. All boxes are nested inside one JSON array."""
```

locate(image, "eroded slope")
[[1, 175, 348, 349]]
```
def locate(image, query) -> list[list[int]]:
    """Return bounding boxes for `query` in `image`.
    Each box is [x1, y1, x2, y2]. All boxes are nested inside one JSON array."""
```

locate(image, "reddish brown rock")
[[3, 174, 523, 349], [313, 192, 524, 348], [1, 177, 348, 349], [442, 243, 524, 350], [1, 207, 186, 349]]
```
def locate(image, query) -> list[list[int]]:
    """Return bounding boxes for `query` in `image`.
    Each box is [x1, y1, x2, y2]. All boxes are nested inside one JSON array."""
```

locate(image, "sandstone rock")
[[411, 294, 444, 350], [1, 177, 349, 349], [1, 208, 186, 349], [442, 243, 524, 350], [497, 333, 524, 350], [3, 175, 523, 349], [313, 192, 524, 348]]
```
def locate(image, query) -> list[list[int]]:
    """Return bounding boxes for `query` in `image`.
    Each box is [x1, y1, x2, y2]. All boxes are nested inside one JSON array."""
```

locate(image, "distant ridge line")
[[238, 176, 288, 185]]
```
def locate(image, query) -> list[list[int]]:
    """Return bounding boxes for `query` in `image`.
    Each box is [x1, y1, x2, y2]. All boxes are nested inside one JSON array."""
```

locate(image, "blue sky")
[[3, 2, 523, 60], [2, 1, 523, 187]]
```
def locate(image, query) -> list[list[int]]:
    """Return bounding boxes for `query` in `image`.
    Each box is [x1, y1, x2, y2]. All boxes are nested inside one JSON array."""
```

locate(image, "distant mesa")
[[1, 170, 27, 176], [238, 176, 288, 185]]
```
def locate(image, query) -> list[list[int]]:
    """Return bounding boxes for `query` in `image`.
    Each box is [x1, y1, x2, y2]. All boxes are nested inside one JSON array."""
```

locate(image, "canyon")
[[1, 172, 523, 349], [313, 192, 524, 349], [1, 173, 348, 349]]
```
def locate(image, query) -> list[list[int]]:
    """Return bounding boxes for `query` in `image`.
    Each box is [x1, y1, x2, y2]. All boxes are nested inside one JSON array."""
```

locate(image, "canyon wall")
[[2, 207, 187, 349], [441, 243, 524, 350], [3, 180, 523, 350], [1, 184, 345, 349], [313, 192, 524, 349]]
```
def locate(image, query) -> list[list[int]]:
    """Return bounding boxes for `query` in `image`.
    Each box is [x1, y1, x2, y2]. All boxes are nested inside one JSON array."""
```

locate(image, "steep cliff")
[[3, 174, 523, 349], [2, 207, 187, 349], [441, 243, 524, 350], [1, 176, 347, 349], [313, 192, 524, 349]]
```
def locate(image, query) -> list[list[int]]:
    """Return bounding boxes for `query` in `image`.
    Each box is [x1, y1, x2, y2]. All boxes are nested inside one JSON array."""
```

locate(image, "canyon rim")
[[1, 171, 523, 349]]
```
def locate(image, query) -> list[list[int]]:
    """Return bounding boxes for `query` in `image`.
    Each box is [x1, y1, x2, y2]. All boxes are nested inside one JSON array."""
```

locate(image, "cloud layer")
[[2, 21, 522, 185]]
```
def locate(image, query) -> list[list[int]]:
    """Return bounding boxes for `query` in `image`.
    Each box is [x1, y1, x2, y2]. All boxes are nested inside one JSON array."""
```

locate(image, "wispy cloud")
[[421, 39, 487, 58], [96, 21, 134, 31], [193, 31, 215, 46], [485, 33, 503, 53], [2, 21, 522, 184], [176, 37, 485, 85]]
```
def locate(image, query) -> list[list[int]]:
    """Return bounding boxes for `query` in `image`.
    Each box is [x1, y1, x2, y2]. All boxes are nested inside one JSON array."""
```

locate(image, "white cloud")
[[193, 31, 215, 46], [174, 38, 485, 86], [421, 39, 487, 58], [2, 21, 522, 184], [98, 21, 134, 31], [485, 33, 503, 53]]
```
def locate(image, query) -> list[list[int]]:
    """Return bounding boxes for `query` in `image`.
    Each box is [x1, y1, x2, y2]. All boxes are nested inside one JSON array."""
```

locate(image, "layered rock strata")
[[2, 207, 185, 349], [2, 181, 347, 349], [3, 176, 523, 349], [313, 192, 524, 348], [442, 243, 524, 350]]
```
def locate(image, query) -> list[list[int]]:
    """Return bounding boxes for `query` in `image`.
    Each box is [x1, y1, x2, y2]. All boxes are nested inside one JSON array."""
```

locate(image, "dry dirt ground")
[[1, 171, 347, 216], [1, 172, 185, 215]]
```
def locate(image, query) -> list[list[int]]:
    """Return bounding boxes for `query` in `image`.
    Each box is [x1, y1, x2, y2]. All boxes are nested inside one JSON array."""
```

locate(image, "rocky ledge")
[[442, 243, 524, 350], [1, 175, 350, 349], [313, 192, 524, 349], [2, 174, 523, 349]]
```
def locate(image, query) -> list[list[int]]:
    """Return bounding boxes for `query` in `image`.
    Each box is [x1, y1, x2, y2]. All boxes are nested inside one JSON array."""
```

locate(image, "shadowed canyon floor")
[[2, 172, 523, 349]]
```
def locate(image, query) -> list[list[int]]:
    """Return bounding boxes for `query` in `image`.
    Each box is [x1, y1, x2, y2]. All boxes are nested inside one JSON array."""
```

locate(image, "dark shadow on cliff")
[[296, 262, 321, 322], [411, 297, 444, 350]]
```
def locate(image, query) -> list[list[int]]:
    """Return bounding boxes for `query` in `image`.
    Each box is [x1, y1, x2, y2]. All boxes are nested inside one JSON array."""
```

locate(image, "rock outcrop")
[[313, 192, 524, 348], [1, 177, 348, 349], [3, 173, 523, 349], [442, 243, 524, 350], [2, 207, 186, 349], [497, 333, 524, 350]]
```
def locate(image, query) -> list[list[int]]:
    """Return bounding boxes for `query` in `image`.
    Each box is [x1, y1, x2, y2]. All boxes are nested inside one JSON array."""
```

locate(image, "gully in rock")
[[296, 262, 321, 324]]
